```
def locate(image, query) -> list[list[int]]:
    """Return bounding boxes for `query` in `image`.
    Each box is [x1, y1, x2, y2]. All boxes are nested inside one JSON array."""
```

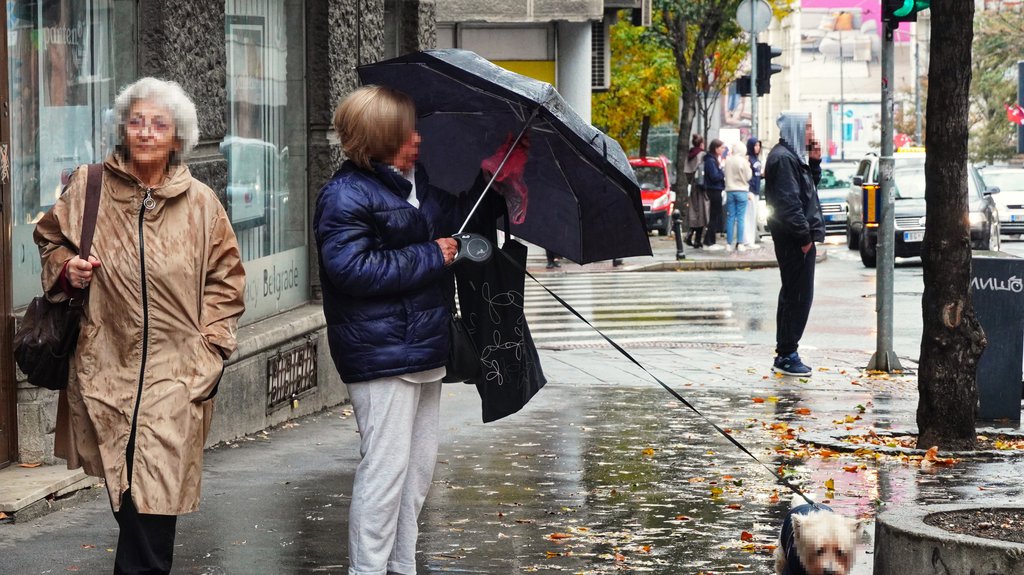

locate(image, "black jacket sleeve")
[[767, 154, 811, 244]]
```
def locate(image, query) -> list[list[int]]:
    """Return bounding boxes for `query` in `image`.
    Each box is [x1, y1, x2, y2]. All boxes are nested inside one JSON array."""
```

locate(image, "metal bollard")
[[672, 209, 686, 260]]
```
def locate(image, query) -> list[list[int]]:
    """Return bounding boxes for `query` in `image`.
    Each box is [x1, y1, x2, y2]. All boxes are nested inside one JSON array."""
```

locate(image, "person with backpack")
[[684, 134, 708, 248]]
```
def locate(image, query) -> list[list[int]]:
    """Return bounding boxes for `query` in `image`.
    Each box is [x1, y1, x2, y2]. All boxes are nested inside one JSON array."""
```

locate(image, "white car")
[[980, 167, 1024, 236]]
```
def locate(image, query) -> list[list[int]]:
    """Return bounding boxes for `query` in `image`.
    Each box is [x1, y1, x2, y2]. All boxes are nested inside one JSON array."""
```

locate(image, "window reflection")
[[8, 0, 135, 307]]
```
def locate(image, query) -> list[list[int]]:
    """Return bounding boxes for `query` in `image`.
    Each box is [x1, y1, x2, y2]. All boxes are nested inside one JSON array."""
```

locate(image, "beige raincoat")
[[34, 154, 245, 515]]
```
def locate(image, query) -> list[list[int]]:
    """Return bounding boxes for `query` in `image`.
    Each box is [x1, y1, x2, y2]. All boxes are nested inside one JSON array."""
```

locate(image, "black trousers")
[[704, 189, 723, 244], [772, 236, 816, 356], [112, 490, 177, 575]]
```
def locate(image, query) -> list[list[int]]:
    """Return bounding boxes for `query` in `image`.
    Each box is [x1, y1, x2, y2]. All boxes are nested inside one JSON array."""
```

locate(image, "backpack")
[[694, 155, 706, 186]]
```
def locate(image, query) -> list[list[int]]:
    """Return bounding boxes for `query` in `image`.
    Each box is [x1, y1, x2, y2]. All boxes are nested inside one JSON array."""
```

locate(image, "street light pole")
[[750, 16, 758, 137], [839, 25, 845, 161], [869, 18, 903, 373]]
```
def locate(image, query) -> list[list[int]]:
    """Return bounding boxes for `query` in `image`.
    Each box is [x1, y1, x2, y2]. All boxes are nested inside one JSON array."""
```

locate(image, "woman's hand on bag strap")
[[66, 255, 102, 290]]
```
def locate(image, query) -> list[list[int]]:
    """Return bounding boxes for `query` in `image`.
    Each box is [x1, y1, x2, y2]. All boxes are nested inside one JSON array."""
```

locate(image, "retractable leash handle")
[[451, 232, 493, 265]]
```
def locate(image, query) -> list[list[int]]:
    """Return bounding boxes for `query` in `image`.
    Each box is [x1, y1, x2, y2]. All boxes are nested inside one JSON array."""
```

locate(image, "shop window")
[[225, 0, 308, 323], [8, 0, 136, 308]]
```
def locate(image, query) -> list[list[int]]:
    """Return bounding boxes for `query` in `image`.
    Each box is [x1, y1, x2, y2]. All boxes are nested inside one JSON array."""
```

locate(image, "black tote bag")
[[454, 237, 546, 423]]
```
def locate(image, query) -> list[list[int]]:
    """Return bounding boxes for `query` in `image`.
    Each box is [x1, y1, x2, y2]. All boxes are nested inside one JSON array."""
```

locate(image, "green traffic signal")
[[892, 0, 929, 19]]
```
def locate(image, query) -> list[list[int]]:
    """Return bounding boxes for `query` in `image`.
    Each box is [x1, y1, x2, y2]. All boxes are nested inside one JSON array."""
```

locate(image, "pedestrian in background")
[[701, 139, 726, 250], [745, 137, 762, 247], [684, 134, 707, 248], [764, 112, 825, 377], [723, 141, 752, 252], [545, 249, 561, 269], [35, 77, 246, 574]]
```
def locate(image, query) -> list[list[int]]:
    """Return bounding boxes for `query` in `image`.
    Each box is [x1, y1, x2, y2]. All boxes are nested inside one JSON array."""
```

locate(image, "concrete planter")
[[874, 503, 1024, 575]]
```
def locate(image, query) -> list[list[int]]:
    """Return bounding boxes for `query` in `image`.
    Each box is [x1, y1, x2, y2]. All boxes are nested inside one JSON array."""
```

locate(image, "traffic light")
[[884, 0, 929, 23], [755, 43, 782, 95], [736, 76, 752, 97]]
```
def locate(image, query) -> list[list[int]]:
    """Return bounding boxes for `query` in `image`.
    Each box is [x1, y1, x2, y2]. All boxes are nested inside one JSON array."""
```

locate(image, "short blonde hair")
[[333, 85, 416, 170], [114, 77, 200, 161]]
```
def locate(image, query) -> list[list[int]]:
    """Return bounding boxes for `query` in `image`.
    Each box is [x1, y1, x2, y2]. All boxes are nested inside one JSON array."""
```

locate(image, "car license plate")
[[824, 214, 845, 222], [1011, 214, 1024, 222], [903, 230, 925, 242]]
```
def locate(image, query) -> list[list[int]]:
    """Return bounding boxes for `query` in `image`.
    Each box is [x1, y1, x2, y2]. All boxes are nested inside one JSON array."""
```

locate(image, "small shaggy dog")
[[774, 497, 860, 575]]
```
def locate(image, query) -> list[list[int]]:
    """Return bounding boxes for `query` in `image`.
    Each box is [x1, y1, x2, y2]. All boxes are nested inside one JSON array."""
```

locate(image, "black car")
[[846, 154, 1000, 268]]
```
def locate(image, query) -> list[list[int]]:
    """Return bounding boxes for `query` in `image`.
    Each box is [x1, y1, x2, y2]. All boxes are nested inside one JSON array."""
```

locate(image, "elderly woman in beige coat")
[[34, 77, 245, 575]]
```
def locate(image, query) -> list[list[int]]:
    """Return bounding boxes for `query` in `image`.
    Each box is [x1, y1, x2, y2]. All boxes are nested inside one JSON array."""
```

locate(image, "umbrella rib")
[[542, 134, 585, 261]]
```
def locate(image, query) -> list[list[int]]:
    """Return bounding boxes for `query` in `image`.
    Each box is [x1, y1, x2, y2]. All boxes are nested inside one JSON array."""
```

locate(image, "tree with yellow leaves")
[[592, 11, 680, 157]]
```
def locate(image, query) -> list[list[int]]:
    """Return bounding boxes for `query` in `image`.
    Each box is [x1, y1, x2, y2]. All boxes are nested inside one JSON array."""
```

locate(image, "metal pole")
[[915, 23, 923, 145], [839, 27, 845, 161], [750, 6, 758, 139], [868, 19, 903, 372]]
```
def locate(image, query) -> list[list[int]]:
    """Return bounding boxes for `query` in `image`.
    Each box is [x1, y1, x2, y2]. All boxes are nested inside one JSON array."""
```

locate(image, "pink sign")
[[803, 0, 914, 42]]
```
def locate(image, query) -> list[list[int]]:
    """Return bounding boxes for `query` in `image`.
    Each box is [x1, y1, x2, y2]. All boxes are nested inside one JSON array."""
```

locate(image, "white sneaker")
[[737, 244, 747, 252], [705, 244, 725, 252], [725, 244, 734, 252]]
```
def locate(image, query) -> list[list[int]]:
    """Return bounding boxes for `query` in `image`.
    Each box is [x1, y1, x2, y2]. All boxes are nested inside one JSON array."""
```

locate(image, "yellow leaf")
[[641, 447, 655, 457], [825, 478, 835, 490], [710, 486, 724, 497]]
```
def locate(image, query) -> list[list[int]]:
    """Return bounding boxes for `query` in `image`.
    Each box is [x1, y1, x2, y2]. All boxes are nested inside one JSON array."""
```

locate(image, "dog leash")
[[501, 249, 817, 507]]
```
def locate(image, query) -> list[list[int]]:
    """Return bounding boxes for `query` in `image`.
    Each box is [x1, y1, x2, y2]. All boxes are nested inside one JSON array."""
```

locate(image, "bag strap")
[[79, 163, 102, 260]]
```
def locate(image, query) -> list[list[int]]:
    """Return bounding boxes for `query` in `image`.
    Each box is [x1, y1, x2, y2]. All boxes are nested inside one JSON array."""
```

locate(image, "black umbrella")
[[357, 49, 651, 265]]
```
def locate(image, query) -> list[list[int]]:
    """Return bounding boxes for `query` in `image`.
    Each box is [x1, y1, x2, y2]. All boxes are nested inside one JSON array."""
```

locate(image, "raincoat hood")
[[746, 137, 760, 158], [688, 145, 705, 160], [777, 113, 810, 162]]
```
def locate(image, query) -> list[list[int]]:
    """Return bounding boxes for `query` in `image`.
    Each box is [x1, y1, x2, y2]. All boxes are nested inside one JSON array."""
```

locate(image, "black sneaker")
[[773, 352, 812, 376]]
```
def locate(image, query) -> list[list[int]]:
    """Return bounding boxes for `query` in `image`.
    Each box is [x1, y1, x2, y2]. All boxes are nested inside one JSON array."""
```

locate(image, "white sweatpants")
[[346, 377, 442, 575]]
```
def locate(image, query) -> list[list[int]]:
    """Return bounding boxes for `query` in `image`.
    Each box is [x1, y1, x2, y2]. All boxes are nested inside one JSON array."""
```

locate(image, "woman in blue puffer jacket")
[[314, 85, 487, 575]]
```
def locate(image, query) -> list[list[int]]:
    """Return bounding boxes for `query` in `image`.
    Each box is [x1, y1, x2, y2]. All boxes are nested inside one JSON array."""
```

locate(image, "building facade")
[[0, 0, 435, 487]]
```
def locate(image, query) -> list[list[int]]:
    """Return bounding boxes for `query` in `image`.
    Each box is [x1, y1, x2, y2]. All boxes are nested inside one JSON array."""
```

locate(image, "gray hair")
[[114, 77, 200, 160]]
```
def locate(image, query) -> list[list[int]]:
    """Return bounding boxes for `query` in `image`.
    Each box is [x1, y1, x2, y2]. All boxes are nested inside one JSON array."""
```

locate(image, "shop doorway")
[[0, 1, 15, 468]]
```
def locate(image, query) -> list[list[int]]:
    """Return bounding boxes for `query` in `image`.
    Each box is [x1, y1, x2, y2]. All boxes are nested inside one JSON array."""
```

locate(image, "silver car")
[[980, 167, 1024, 236]]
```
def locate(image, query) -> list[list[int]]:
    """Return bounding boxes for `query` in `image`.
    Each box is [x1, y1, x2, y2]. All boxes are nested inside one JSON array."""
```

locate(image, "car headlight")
[[652, 194, 670, 210], [969, 212, 987, 226]]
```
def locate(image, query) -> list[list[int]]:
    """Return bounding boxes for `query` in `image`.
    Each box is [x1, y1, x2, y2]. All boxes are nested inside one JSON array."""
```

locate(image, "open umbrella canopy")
[[357, 49, 651, 265]]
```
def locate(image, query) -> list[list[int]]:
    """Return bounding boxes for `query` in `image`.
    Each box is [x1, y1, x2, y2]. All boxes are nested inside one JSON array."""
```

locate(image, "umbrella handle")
[[451, 232, 492, 265], [456, 107, 540, 234]]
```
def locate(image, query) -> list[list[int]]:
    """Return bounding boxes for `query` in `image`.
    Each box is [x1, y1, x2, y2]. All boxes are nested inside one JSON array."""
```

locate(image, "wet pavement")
[[4, 345, 1022, 574]]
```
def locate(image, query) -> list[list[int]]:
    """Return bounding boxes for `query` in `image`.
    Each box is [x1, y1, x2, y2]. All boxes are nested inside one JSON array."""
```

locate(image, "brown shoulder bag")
[[14, 164, 102, 390]]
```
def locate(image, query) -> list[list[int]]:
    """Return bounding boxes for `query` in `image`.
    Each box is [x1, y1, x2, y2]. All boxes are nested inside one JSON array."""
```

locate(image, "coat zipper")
[[126, 188, 154, 491]]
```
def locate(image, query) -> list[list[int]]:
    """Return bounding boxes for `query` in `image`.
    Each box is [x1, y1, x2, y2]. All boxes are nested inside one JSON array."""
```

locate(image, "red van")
[[630, 156, 675, 236]]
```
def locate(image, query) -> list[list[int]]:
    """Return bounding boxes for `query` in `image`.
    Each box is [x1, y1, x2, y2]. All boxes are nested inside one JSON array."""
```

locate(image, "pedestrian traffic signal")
[[883, 0, 929, 23], [755, 43, 782, 95]]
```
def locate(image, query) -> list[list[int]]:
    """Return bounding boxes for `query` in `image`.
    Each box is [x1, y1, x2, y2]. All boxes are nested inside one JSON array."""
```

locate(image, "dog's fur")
[[774, 496, 859, 575]]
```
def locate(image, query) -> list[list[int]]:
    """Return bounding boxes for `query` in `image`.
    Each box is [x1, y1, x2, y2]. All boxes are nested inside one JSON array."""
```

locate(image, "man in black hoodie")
[[764, 113, 825, 376]]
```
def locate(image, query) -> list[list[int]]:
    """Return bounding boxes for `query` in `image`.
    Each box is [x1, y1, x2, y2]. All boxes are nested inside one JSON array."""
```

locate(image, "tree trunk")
[[639, 115, 651, 158], [917, 0, 984, 451], [673, 89, 697, 202]]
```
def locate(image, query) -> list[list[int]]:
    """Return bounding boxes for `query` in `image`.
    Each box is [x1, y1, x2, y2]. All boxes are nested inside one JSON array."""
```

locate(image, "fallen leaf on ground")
[[752, 397, 766, 403], [794, 407, 812, 415], [641, 448, 655, 457], [825, 478, 835, 490], [923, 446, 958, 466], [548, 533, 573, 540], [740, 531, 754, 541], [17, 462, 41, 468]]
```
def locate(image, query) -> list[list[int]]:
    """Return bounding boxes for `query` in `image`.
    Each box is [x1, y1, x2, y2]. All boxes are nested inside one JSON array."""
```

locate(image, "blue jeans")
[[725, 191, 748, 246]]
